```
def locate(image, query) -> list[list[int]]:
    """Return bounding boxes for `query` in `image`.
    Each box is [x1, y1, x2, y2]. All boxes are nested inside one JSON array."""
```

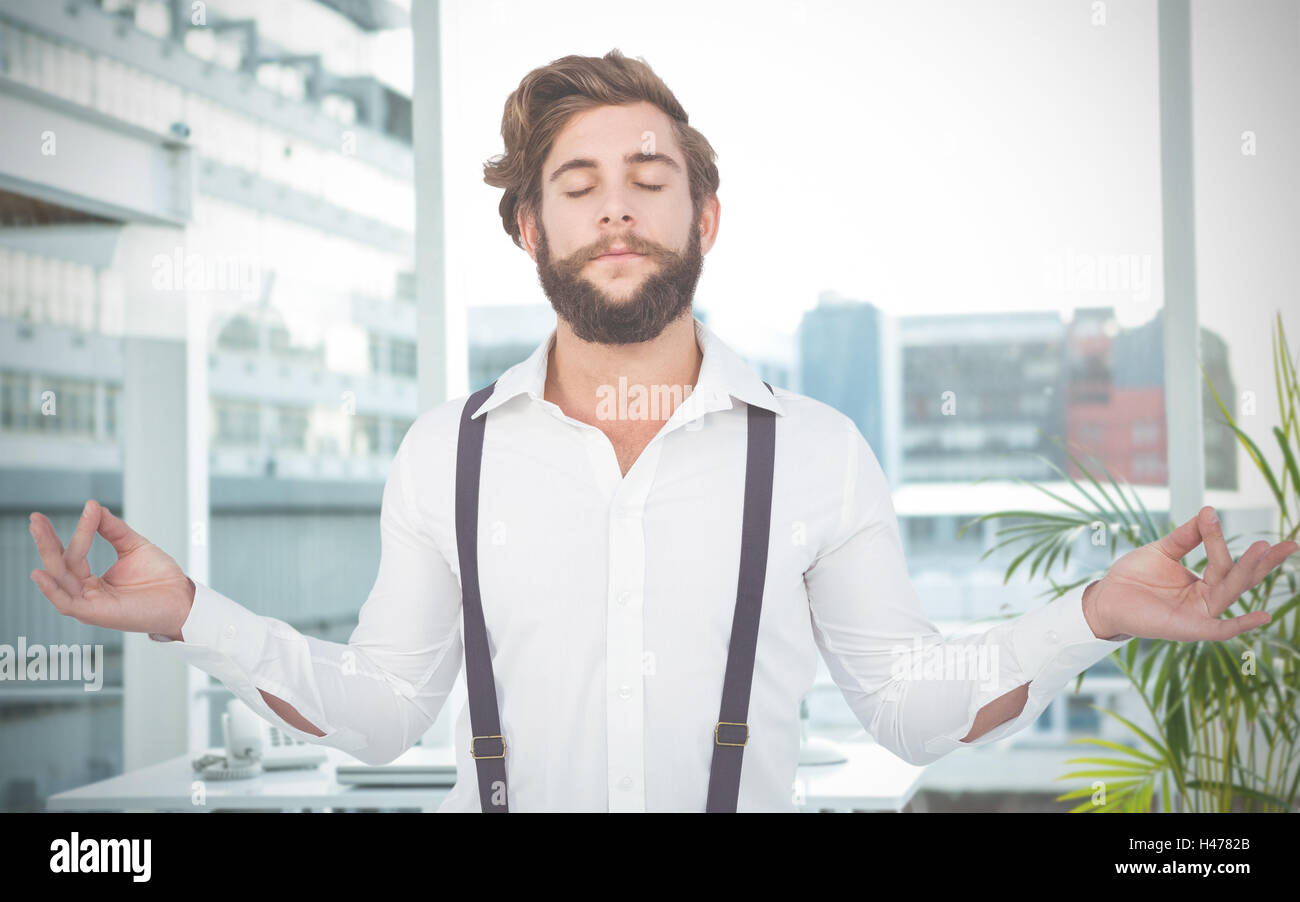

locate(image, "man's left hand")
[[1082, 506, 1297, 642]]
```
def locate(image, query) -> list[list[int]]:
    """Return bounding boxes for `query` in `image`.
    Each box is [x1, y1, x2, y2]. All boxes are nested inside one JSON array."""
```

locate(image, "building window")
[[213, 401, 260, 447], [0, 372, 29, 430], [390, 339, 416, 378], [1066, 695, 1101, 733], [275, 406, 310, 451], [1133, 453, 1165, 478], [1132, 419, 1160, 445], [905, 517, 937, 546], [1079, 422, 1105, 444], [22, 377, 96, 437], [104, 384, 121, 440], [351, 415, 382, 456], [390, 417, 414, 451]]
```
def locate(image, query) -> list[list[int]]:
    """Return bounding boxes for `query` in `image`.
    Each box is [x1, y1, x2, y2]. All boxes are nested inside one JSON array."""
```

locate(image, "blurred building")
[[0, 0, 415, 809], [797, 291, 895, 482], [899, 309, 1067, 483], [1066, 306, 1237, 489], [797, 296, 1237, 491]]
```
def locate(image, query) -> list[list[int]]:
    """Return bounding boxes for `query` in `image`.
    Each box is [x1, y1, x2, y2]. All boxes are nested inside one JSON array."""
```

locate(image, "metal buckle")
[[471, 734, 506, 759], [715, 721, 748, 747]]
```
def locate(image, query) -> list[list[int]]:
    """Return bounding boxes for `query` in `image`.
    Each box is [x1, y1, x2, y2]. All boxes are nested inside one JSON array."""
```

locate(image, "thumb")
[[1152, 506, 1213, 563], [95, 505, 148, 557]]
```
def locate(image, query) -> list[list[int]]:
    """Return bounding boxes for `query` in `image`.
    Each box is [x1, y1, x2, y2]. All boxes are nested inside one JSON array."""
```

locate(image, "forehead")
[[545, 101, 681, 166]]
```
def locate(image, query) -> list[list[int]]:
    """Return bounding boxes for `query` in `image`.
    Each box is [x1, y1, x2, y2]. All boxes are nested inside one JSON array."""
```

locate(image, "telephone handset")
[[191, 698, 326, 780]]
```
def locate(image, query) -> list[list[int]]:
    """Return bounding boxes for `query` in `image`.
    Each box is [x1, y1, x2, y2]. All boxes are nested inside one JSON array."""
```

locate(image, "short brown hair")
[[483, 48, 720, 250]]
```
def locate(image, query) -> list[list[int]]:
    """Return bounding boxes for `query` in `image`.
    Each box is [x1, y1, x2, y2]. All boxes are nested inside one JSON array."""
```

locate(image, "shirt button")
[[224, 624, 237, 640], [1045, 629, 1059, 644], [618, 684, 632, 699], [618, 776, 633, 790], [617, 591, 631, 606]]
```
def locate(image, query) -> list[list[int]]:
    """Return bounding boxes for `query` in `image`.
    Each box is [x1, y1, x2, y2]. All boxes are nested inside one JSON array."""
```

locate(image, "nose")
[[596, 184, 636, 228]]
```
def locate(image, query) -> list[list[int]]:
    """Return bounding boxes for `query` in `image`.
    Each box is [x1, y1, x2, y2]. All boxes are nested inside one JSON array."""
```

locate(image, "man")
[[27, 50, 1297, 812]]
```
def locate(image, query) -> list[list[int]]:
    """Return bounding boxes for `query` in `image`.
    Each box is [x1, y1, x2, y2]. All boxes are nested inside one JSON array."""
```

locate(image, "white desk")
[[797, 741, 926, 811], [46, 746, 451, 813], [46, 740, 924, 812]]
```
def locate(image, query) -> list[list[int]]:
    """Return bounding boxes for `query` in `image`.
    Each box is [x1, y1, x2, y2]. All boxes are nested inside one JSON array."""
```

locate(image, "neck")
[[544, 311, 702, 429]]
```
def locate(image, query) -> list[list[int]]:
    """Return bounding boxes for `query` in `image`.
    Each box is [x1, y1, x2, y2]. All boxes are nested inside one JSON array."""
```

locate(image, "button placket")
[[603, 440, 662, 812]]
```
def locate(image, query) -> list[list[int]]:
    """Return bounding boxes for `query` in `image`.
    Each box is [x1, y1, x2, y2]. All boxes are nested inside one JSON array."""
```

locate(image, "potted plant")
[[961, 313, 1299, 812]]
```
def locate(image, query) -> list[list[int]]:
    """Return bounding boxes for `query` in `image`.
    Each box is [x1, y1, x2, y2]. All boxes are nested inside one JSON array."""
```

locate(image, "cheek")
[[543, 209, 591, 255]]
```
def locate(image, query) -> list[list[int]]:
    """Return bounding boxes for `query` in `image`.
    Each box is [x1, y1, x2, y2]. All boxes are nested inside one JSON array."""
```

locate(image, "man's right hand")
[[28, 499, 195, 642]]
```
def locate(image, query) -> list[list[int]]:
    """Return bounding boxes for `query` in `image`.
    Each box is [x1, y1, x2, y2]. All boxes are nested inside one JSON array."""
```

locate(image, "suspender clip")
[[471, 734, 506, 759], [715, 721, 749, 747]]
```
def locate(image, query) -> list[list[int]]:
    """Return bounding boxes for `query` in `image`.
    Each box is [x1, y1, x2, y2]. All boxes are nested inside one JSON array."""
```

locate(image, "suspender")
[[454, 380, 776, 812]]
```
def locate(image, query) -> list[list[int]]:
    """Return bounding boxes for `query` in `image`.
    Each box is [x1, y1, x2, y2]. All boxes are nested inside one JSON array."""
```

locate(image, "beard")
[[533, 217, 704, 345]]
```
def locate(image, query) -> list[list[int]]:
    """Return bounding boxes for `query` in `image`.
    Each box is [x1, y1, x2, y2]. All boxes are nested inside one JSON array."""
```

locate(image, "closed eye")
[[564, 184, 665, 198]]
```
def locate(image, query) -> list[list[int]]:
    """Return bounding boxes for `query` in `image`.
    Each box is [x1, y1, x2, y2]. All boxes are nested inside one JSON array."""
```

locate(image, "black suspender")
[[454, 380, 776, 812], [455, 380, 507, 811], [707, 380, 776, 812]]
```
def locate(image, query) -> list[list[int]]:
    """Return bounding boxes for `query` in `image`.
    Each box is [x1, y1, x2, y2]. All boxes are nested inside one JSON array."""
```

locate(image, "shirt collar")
[[469, 314, 786, 421]]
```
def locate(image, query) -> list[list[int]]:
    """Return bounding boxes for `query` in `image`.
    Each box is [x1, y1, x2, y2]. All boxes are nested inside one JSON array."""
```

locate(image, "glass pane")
[[0, 0, 414, 810], [1192, 1, 1298, 542]]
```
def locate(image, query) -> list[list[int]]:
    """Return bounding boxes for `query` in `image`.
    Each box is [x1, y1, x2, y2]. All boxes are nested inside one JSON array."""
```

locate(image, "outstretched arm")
[[29, 427, 465, 765]]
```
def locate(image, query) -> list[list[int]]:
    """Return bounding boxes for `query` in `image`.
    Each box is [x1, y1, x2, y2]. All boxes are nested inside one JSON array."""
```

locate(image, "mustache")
[[573, 239, 668, 266]]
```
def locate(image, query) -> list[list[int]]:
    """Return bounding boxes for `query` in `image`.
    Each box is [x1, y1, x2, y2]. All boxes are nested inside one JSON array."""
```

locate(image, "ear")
[[518, 206, 539, 261], [697, 194, 721, 256]]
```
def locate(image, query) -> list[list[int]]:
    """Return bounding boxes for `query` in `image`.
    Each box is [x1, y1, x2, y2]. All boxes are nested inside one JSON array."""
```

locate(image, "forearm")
[[161, 580, 457, 764], [960, 682, 1029, 742], [259, 689, 325, 736]]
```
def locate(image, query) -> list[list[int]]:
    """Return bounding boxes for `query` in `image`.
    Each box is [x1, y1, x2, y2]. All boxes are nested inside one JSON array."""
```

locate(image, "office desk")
[[46, 740, 924, 812], [46, 746, 450, 813], [796, 740, 926, 811]]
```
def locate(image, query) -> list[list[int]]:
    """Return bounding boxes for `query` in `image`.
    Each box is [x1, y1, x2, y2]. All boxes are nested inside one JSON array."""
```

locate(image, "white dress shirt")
[[152, 314, 1134, 811]]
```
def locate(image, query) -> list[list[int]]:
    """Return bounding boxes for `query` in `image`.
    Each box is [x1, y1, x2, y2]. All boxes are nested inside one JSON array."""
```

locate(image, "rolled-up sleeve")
[[149, 429, 464, 765], [803, 418, 1133, 766]]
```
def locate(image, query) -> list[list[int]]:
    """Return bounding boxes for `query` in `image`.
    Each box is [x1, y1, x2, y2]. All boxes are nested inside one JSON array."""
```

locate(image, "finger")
[[64, 500, 101, 581], [1153, 510, 1203, 562], [1199, 507, 1233, 585], [30, 567, 78, 618], [1247, 541, 1299, 590], [29, 512, 79, 599], [1206, 608, 1272, 641], [1207, 540, 1271, 613], [96, 505, 147, 556]]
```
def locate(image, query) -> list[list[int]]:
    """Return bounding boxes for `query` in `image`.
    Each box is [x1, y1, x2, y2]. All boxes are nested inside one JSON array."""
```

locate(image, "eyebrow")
[[547, 152, 683, 183]]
